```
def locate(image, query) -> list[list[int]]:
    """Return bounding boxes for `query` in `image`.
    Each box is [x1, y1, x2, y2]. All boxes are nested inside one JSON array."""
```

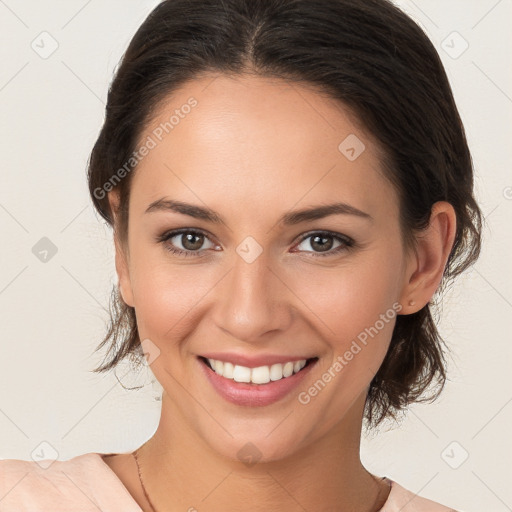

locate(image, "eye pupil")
[[311, 235, 333, 252], [182, 233, 204, 251]]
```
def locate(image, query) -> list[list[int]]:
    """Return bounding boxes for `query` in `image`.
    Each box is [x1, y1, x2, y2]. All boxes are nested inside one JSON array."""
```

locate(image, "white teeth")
[[222, 361, 234, 379], [205, 358, 309, 384], [250, 365, 270, 384], [269, 363, 283, 381], [213, 359, 223, 376], [233, 365, 251, 383], [283, 361, 294, 377]]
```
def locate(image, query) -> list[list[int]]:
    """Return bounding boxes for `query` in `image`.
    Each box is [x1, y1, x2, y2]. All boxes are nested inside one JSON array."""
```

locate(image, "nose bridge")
[[213, 246, 290, 341]]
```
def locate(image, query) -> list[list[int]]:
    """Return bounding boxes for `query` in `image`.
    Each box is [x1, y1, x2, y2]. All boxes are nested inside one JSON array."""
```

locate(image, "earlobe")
[[399, 201, 457, 314]]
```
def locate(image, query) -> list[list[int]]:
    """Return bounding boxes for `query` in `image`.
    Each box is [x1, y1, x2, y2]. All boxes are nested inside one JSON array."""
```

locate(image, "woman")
[[0, 0, 481, 510]]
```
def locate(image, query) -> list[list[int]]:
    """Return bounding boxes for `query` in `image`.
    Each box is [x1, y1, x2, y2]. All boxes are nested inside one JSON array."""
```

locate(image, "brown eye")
[[294, 231, 354, 257], [179, 232, 205, 251], [309, 234, 335, 252], [158, 229, 217, 257]]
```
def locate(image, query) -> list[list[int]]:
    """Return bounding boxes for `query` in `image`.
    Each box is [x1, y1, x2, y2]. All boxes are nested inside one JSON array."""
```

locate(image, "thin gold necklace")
[[133, 448, 158, 512], [132, 449, 390, 512]]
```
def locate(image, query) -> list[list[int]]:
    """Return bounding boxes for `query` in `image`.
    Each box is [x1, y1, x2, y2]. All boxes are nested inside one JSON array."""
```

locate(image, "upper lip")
[[199, 352, 316, 368]]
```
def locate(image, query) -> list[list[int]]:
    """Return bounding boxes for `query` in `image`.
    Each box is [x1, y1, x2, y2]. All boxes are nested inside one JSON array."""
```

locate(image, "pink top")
[[0, 452, 459, 511]]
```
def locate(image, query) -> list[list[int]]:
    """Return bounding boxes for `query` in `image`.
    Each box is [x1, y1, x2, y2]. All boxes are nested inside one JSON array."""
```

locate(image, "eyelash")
[[156, 228, 356, 258]]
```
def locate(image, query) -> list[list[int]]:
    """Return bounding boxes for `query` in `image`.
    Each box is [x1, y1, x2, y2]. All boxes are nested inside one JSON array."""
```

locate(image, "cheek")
[[302, 263, 399, 318], [129, 252, 215, 343], [291, 251, 402, 360]]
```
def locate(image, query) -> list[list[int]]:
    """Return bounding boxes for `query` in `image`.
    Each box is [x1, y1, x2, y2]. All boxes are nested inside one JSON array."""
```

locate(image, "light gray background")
[[0, 1, 511, 510]]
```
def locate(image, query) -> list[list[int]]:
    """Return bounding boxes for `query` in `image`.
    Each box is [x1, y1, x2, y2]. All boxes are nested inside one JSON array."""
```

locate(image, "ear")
[[398, 201, 457, 314], [108, 190, 134, 308]]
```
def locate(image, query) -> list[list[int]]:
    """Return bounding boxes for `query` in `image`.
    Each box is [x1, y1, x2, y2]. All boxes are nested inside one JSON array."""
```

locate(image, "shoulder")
[[0, 452, 142, 512], [383, 478, 460, 511]]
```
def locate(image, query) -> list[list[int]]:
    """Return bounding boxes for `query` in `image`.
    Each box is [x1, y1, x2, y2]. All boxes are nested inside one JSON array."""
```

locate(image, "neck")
[[137, 392, 385, 512]]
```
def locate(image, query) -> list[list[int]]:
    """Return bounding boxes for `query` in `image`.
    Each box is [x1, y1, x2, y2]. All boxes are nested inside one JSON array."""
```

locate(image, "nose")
[[211, 250, 293, 343]]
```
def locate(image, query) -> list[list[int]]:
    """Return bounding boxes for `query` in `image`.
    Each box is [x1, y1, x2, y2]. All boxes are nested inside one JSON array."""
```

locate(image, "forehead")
[[130, 73, 396, 223]]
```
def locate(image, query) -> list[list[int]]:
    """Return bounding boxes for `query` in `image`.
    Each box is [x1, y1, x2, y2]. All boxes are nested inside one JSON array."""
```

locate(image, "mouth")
[[197, 355, 319, 407]]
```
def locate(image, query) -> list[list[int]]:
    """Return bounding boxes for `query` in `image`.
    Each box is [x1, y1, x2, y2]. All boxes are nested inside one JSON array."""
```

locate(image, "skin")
[[104, 73, 456, 511]]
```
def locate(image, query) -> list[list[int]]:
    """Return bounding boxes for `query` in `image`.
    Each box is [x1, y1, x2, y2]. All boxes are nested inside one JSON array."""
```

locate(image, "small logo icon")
[[31, 441, 59, 469], [32, 237, 58, 263], [338, 134, 366, 161], [237, 442, 262, 467], [31, 31, 59, 59], [441, 32, 469, 59], [441, 441, 469, 469], [141, 338, 161, 365], [236, 236, 263, 264]]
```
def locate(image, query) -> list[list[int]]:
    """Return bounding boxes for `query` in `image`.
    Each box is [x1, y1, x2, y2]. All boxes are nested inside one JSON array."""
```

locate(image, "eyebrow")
[[145, 198, 373, 226], [145, 198, 373, 225]]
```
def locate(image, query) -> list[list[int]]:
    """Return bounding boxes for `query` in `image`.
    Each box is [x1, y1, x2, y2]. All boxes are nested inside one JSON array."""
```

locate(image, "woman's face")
[[112, 74, 413, 462]]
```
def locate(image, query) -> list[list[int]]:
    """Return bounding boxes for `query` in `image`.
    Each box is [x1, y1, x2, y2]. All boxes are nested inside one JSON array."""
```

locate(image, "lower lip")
[[198, 357, 317, 407]]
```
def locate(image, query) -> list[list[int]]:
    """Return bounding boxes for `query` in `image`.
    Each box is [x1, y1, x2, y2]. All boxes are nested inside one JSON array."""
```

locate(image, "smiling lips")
[[199, 354, 318, 407], [199, 351, 318, 384]]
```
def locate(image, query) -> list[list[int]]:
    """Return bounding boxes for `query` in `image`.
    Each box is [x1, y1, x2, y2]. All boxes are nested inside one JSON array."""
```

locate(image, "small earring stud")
[[408, 299, 416, 306]]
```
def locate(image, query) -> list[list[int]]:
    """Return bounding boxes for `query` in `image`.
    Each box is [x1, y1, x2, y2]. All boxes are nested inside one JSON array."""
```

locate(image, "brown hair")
[[87, 0, 482, 427]]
